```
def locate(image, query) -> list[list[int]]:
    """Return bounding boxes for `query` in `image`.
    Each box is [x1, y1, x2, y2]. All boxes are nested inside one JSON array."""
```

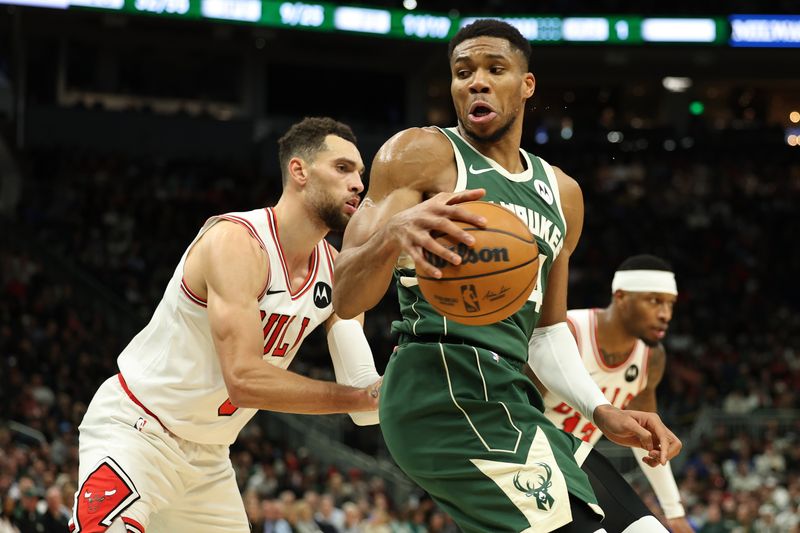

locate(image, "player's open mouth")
[[468, 102, 497, 124], [344, 197, 359, 214]]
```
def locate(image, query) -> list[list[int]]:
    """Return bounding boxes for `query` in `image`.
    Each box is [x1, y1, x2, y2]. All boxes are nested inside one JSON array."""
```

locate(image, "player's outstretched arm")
[[195, 222, 379, 414], [528, 167, 613, 426], [334, 128, 485, 319]]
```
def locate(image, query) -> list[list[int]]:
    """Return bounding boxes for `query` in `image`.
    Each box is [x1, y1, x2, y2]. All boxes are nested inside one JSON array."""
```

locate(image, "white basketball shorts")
[[69, 375, 249, 533]]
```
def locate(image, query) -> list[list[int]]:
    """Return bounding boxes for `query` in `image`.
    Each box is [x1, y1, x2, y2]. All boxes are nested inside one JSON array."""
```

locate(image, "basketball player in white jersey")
[[69, 117, 382, 533], [531, 255, 692, 533]]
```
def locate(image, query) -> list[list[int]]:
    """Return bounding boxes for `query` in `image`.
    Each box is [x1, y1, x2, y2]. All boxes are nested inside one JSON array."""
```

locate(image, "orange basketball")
[[417, 201, 539, 326]]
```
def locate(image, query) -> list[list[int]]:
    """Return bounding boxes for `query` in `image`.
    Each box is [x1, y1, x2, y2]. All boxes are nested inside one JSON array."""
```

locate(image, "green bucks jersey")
[[393, 127, 568, 364]]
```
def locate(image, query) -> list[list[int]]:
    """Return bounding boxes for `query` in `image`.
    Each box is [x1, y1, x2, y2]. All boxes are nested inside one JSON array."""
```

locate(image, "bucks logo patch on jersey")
[[513, 463, 555, 511]]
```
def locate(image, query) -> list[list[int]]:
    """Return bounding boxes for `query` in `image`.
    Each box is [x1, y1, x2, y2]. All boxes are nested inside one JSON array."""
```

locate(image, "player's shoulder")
[[372, 127, 454, 191], [380, 126, 451, 154], [201, 218, 267, 261], [549, 164, 582, 200]]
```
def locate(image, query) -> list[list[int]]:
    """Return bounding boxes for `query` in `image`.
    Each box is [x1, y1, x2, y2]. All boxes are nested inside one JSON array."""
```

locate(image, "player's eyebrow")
[[454, 52, 509, 63], [335, 157, 365, 175]]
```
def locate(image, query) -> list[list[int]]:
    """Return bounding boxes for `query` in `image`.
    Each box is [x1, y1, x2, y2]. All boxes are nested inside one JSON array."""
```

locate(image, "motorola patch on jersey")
[[533, 179, 554, 205], [313, 282, 332, 308], [625, 364, 639, 382]]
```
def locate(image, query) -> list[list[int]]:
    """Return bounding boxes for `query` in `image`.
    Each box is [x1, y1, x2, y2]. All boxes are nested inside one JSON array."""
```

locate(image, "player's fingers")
[[429, 217, 476, 246], [444, 188, 486, 206], [649, 422, 673, 465], [406, 247, 441, 279], [630, 418, 654, 452], [642, 455, 659, 468], [667, 428, 682, 452], [420, 235, 463, 266], [438, 204, 486, 229]]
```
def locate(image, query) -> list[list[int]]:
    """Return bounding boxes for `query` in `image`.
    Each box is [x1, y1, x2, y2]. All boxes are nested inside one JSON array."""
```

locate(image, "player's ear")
[[287, 157, 308, 186], [523, 72, 535, 99], [612, 289, 626, 304]]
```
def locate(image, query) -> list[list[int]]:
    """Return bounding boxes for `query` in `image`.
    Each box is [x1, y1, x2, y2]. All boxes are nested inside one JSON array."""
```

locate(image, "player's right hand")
[[386, 188, 486, 279], [592, 405, 682, 466]]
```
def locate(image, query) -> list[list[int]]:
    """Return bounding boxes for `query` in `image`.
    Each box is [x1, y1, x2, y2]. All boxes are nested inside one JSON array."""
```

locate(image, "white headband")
[[611, 270, 678, 295]]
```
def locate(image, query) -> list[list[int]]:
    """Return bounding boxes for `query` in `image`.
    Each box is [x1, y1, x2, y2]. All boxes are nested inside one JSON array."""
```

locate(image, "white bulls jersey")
[[543, 308, 650, 446], [117, 207, 336, 445]]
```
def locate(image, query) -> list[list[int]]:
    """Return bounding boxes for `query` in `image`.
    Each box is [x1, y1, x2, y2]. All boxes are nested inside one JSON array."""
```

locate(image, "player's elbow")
[[223, 368, 256, 409]]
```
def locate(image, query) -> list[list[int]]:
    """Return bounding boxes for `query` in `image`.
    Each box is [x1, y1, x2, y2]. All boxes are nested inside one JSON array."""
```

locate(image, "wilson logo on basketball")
[[425, 243, 510, 269]]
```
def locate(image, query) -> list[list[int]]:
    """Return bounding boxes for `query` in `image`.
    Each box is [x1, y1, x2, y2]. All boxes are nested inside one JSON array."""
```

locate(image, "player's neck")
[[271, 199, 327, 272], [595, 307, 636, 365], [458, 125, 524, 173]]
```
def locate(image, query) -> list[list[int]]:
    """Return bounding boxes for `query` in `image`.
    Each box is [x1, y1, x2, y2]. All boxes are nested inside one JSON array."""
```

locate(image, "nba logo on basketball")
[[460, 284, 480, 312]]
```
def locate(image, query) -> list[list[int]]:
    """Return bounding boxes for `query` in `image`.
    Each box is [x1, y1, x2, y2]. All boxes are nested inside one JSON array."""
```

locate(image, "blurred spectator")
[[38, 486, 69, 533], [316, 494, 345, 532]]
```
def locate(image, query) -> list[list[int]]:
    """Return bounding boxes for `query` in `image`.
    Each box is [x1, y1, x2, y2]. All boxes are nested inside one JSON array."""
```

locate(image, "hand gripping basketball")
[[417, 201, 539, 326]]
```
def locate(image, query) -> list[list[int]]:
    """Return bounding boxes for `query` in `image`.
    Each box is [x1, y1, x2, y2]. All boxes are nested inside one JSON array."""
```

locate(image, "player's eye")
[[490, 66, 504, 74], [456, 70, 471, 79]]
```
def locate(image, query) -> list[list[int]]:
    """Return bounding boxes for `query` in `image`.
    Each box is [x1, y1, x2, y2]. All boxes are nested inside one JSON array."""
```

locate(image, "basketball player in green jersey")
[[334, 20, 681, 532]]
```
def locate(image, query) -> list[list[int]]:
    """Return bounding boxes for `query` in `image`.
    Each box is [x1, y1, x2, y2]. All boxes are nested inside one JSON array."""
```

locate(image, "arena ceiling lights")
[[3, 0, 796, 47]]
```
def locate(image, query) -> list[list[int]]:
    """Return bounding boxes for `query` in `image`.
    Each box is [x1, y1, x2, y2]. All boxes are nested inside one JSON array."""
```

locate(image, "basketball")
[[417, 201, 539, 326]]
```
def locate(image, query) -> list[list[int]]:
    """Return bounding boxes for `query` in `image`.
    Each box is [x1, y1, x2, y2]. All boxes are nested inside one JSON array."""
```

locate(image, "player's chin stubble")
[[316, 201, 349, 233], [462, 114, 515, 144]]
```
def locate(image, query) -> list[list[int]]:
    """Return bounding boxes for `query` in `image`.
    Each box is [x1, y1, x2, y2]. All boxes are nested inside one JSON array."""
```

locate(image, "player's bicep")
[[202, 225, 269, 376], [537, 168, 584, 327], [536, 251, 569, 326]]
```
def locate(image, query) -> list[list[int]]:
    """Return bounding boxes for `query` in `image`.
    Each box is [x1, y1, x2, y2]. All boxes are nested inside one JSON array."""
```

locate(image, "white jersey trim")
[[537, 157, 568, 243], [444, 126, 534, 183], [434, 126, 468, 193]]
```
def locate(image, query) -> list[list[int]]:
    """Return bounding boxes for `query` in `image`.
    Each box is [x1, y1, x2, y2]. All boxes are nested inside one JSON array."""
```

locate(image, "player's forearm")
[[226, 363, 374, 414], [333, 231, 400, 318], [528, 322, 610, 422]]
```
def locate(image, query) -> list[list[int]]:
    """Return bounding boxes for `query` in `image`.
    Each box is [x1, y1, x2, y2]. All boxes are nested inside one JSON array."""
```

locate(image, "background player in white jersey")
[[69, 117, 382, 533], [530, 254, 691, 532]]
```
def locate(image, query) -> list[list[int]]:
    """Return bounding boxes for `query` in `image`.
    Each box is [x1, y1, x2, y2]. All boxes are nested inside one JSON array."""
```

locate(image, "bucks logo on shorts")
[[513, 463, 555, 511]]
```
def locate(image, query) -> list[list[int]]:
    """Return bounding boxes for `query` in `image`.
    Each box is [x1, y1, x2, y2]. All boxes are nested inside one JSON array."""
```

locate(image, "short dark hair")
[[277, 117, 356, 185], [448, 19, 532, 68], [616, 254, 673, 272]]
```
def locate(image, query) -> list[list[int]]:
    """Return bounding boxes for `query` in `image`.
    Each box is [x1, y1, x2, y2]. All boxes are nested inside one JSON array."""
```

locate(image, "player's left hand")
[[592, 405, 681, 466], [365, 377, 383, 407], [667, 516, 694, 533]]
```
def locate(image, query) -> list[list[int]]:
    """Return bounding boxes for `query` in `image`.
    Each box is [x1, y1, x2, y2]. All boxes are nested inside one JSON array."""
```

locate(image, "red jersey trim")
[[265, 207, 320, 300], [180, 278, 208, 308], [590, 308, 636, 371], [123, 517, 145, 533], [117, 374, 169, 433], [323, 241, 336, 279], [218, 214, 267, 252]]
